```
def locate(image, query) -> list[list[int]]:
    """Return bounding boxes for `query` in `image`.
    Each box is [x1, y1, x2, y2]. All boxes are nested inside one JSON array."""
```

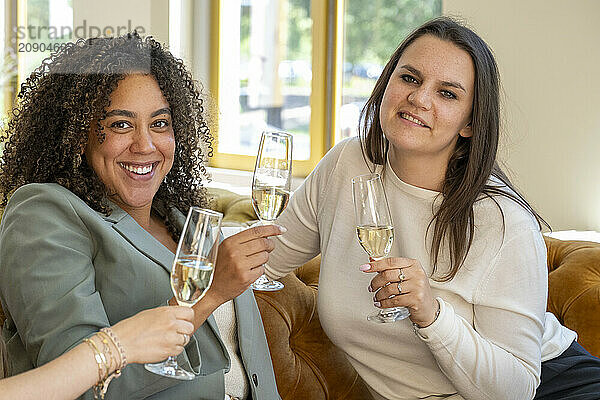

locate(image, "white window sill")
[[544, 230, 600, 243], [206, 166, 304, 196]]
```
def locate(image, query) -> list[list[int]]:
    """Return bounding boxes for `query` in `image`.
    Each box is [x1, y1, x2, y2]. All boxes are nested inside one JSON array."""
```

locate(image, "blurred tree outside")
[[344, 0, 441, 67], [286, 0, 311, 62], [235, 0, 441, 153]]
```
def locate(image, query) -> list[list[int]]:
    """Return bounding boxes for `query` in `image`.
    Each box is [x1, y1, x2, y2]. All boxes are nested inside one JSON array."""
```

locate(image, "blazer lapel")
[[100, 202, 174, 275], [102, 202, 224, 340]]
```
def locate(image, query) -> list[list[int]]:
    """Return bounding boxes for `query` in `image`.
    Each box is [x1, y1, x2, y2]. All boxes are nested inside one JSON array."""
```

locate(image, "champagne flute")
[[250, 130, 293, 291], [352, 173, 410, 323], [145, 207, 223, 380]]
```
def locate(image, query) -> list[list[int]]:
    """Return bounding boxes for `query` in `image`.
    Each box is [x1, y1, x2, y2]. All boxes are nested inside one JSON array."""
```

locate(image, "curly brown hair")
[[0, 32, 213, 239]]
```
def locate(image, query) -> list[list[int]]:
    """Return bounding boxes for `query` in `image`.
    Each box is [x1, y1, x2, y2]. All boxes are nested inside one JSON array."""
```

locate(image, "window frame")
[[208, 0, 337, 177]]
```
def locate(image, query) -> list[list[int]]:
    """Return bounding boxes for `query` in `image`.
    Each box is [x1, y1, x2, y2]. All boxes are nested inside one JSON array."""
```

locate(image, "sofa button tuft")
[[252, 373, 259, 386]]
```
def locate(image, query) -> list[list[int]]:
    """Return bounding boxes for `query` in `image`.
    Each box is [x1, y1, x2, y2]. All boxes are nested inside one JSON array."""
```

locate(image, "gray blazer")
[[0, 183, 280, 400]]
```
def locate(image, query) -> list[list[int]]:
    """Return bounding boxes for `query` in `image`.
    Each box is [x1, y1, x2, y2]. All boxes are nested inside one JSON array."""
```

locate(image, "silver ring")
[[397, 282, 402, 294], [398, 269, 406, 282]]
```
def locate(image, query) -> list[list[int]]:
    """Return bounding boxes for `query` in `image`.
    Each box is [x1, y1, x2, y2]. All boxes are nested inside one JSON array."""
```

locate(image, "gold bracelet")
[[83, 337, 109, 399], [97, 331, 126, 398], [83, 338, 103, 383], [96, 332, 118, 374], [84, 337, 108, 380], [100, 327, 127, 370]]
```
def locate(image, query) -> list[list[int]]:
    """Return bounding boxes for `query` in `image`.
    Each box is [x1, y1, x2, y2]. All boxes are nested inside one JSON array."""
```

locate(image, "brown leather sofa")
[[0, 188, 598, 399], [209, 188, 600, 399]]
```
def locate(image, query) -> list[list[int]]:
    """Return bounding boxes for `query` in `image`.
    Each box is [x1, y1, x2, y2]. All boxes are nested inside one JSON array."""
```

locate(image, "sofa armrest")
[[293, 255, 321, 289], [207, 187, 257, 224], [544, 236, 600, 357], [254, 258, 373, 400]]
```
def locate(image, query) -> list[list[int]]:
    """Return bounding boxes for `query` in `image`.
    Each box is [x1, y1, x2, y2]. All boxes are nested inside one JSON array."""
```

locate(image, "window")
[[211, 0, 327, 176], [209, 0, 440, 176], [17, 0, 73, 84], [336, 0, 442, 142], [1, 0, 441, 173], [0, 0, 17, 119], [0, 0, 73, 120]]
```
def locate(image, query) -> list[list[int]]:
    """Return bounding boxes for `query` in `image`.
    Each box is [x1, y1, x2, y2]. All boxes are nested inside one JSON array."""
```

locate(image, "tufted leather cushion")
[[207, 187, 257, 224], [544, 236, 600, 357], [254, 258, 373, 399]]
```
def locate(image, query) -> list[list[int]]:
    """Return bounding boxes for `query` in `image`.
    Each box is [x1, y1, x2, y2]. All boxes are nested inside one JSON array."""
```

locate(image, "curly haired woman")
[[0, 32, 281, 400]]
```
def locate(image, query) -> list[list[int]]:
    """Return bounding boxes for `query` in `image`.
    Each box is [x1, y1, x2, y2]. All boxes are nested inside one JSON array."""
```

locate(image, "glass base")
[[251, 273, 284, 291], [367, 306, 411, 323], [145, 358, 195, 380]]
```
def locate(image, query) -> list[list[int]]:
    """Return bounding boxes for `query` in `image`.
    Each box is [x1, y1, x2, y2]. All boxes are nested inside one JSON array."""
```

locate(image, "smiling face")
[[85, 74, 175, 214], [379, 34, 475, 171]]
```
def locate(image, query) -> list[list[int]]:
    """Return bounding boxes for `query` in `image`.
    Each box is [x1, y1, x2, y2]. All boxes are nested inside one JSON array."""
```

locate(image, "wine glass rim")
[[352, 173, 381, 183], [262, 130, 292, 138], [189, 206, 223, 218]]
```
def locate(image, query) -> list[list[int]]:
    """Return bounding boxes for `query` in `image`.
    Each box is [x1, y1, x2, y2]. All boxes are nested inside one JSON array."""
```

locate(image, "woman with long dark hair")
[[266, 17, 600, 399]]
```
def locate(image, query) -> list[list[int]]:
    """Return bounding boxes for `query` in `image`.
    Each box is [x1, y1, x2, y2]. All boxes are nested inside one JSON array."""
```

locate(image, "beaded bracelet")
[[97, 332, 118, 373], [100, 327, 127, 370]]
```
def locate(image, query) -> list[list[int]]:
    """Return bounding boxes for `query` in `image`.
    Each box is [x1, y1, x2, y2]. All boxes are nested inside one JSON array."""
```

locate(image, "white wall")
[[443, 0, 600, 231], [73, 0, 168, 44], [168, 0, 211, 85]]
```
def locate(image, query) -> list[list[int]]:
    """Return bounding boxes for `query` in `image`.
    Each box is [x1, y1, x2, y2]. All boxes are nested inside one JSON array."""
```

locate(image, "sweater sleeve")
[[265, 140, 349, 279], [415, 228, 547, 400], [0, 184, 220, 400]]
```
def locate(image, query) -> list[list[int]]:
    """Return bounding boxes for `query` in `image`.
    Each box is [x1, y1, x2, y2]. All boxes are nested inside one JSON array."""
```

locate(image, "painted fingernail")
[[374, 301, 381, 307], [372, 295, 377, 302], [278, 225, 287, 233], [359, 264, 371, 271], [367, 285, 374, 292]]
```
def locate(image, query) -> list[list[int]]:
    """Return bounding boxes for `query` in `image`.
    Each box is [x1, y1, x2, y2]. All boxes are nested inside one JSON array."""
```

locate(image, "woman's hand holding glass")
[[362, 257, 440, 328], [111, 306, 195, 365], [352, 173, 410, 323], [146, 207, 223, 380], [250, 130, 293, 291], [207, 224, 285, 305]]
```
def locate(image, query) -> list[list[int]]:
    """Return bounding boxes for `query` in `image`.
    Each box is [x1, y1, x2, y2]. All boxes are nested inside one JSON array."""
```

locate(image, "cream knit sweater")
[[265, 138, 576, 400]]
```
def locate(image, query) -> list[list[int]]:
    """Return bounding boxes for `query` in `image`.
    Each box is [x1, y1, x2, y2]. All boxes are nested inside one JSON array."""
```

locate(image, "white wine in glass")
[[145, 207, 223, 380], [352, 173, 410, 323], [250, 130, 292, 291]]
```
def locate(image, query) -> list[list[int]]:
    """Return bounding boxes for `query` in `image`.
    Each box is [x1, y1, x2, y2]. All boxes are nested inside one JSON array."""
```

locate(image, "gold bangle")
[[83, 337, 109, 399], [83, 338, 103, 383], [84, 337, 108, 380], [96, 332, 118, 374], [95, 331, 126, 398], [100, 327, 127, 370]]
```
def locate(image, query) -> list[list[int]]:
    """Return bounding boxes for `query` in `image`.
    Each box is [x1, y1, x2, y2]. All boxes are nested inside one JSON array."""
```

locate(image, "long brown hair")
[[359, 17, 548, 281]]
